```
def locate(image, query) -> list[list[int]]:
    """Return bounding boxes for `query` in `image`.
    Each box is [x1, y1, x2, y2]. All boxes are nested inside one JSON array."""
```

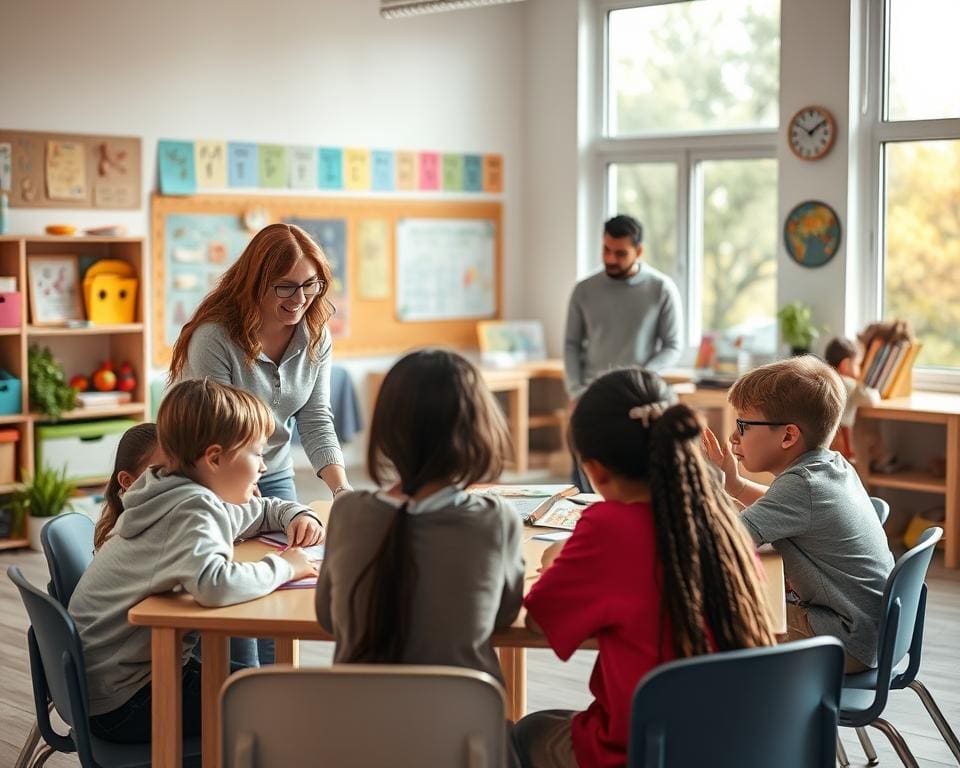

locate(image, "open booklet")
[[256, 533, 325, 590], [473, 485, 601, 530]]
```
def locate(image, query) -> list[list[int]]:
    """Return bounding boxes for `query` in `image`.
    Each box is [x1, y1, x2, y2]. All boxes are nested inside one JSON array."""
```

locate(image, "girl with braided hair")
[[514, 367, 776, 768]]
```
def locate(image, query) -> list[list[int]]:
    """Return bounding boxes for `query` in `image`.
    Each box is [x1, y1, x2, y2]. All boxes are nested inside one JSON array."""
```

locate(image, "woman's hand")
[[285, 514, 324, 547]]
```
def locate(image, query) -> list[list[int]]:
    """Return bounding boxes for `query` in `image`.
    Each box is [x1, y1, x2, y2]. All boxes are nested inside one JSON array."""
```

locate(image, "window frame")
[[860, 0, 960, 387], [595, 0, 779, 352]]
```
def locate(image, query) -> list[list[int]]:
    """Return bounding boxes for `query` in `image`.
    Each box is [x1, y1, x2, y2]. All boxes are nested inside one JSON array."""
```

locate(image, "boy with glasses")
[[702, 355, 893, 673]]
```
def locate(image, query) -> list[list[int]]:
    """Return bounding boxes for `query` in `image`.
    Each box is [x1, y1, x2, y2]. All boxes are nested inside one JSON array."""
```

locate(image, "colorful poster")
[[442, 154, 464, 191], [228, 143, 258, 187], [158, 140, 197, 195], [45, 140, 88, 201], [0, 143, 11, 192], [195, 140, 227, 188], [259, 145, 289, 188], [463, 155, 483, 192], [395, 151, 417, 190], [483, 154, 504, 193], [289, 146, 318, 190], [371, 150, 394, 192], [419, 152, 440, 190], [358, 219, 391, 299], [284, 217, 350, 336], [318, 148, 343, 189], [344, 148, 371, 191]]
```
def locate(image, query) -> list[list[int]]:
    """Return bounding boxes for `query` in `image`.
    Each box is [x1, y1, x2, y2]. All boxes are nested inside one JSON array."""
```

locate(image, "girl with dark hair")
[[315, 348, 525, 678], [94, 423, 164, 551], [514, 367, 776, 768]]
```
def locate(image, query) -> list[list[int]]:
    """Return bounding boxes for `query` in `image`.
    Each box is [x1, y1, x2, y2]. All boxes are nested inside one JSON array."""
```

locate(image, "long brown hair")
[[570, 367, 775, 658], [346, 349, 511, 662], [168, 223, 334, 382], [94, 423, 158, 550]]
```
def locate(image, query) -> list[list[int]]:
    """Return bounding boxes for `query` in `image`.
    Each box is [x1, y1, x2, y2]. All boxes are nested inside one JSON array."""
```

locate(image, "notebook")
[[474, 484, 578, 523], [256, 533, 325, 590]]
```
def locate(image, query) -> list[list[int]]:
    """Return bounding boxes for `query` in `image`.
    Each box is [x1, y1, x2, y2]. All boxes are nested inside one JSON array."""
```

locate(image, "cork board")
[[0, 129, 141, 209], [151, 194, 502, 366]]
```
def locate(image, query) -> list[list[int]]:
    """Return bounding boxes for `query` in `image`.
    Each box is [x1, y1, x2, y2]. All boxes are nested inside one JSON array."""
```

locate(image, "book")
[[473, 484, 578, 523], [866, 343, 891, 388], [530, 494, 601, 530], [875, 341, 907, 394], [882, 341, 921, 399], [76, 390, 132, 408], [859, 338, 883, 385]]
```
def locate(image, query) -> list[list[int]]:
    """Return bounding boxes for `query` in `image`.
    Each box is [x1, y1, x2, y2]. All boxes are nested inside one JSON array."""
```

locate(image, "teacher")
[[169, 222, 351, 502]]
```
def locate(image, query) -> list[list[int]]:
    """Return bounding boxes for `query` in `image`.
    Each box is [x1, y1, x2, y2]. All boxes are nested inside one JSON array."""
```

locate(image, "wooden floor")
[[2, 546, 960, 767]]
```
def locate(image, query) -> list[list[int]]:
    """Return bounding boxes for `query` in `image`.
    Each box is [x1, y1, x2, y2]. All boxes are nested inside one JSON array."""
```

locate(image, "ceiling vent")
[[381, 0, 527, 19]]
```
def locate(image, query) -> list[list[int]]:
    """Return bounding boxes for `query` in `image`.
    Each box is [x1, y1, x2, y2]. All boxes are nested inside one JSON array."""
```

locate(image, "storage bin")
[[0, 428, 18, 484], [0, 373, 21, 415], [0, 292, 22, 328], [36, 419, 139, 484], [85, 275, 138, 324]]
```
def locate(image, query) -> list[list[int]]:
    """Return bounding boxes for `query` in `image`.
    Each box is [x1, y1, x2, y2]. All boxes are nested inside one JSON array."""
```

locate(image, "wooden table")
[[129, 502, 785, 768]]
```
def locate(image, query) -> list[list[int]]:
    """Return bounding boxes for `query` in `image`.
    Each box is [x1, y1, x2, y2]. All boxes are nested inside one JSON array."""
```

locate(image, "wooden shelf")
[[863, 470, 946, 494], [0, 328, 20, 336], [0, 537, 29, 551], [0, 414, 29, 424], [28, 323, 144, 337], [31, 403, 147, 422], [529, 413, 564, 429], [0, 235, 142, 244], [0, 482, 24, 494]]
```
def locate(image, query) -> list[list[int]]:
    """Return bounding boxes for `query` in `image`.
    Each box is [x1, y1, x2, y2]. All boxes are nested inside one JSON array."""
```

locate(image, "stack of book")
[[860, 338, 922, 399]]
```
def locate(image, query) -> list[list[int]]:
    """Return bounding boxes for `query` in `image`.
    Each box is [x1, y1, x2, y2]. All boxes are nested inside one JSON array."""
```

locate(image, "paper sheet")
[[46, 140, 87, 200], [358, 218, 390, 299]]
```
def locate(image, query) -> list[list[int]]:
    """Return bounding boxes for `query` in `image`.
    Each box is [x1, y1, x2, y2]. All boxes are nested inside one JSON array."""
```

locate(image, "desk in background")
[[129, 500, 786, 768]]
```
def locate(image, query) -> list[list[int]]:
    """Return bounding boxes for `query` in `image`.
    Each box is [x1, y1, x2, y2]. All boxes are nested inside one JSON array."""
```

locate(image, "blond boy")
[[703, 356, 893, 672]]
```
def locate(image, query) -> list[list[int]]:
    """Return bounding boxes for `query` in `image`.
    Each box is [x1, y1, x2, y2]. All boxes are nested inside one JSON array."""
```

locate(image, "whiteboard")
[[396, 218, 496, 321]]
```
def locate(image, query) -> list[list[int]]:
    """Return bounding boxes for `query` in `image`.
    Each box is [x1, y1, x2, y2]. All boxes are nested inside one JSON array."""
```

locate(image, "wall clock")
[[788, 105, 836, 160], [784, 200, 841, 268]]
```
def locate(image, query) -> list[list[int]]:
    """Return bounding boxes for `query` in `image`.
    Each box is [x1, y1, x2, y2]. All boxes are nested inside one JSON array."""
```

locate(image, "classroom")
[[1, 0, 959, 766]]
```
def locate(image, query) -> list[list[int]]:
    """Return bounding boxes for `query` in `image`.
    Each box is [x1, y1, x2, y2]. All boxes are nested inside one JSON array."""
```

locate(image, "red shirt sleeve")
[[524, 505, 618, 660]]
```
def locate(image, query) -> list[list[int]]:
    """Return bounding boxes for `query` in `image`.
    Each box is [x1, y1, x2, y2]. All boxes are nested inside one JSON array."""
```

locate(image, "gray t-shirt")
[[315, 487, 525, 682], [741, 449, 894, 665], [182, 321, 344, 480], [563, 264, 683, 399]]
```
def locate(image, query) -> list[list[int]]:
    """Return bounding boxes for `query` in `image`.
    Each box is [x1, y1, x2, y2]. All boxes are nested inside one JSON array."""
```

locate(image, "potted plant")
[[777, 301, 819, 355], [28, 344, 79, 420], [14, 464, 76, 551]]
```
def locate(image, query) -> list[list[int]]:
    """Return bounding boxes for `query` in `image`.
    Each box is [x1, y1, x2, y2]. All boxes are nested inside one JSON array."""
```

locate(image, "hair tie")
[[628, 402, 667, 427]]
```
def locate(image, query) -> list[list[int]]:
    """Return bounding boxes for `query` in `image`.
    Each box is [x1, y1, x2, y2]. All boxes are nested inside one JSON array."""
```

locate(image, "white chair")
[[221, 665, 507, 768]]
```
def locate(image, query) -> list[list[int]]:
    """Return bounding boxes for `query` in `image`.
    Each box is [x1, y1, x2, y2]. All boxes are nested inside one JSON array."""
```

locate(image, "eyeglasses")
[[735, 418, 792, 436], [272, 279, 325, 299]]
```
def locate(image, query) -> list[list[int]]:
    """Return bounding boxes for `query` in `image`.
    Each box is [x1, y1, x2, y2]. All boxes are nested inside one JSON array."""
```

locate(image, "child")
[[69, 378, 323, 744], [702, 355, 894, 674], [514, 367, 775, 768], [315, 348, 525, 682], [94, 422, 165, 551], [824, 336, 880, 460]]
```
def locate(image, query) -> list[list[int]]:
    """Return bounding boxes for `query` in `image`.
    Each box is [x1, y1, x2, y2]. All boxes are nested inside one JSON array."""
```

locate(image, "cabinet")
[[0, 235, 149, 550]]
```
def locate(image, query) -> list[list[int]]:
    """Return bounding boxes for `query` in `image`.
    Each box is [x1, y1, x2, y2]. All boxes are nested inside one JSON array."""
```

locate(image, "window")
[[599, 0, 780, 356], [869, 0, 960, 372]]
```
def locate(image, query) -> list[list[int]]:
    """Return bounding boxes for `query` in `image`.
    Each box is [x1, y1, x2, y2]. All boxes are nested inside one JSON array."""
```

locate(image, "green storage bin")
[[36, 419, 139, 484]]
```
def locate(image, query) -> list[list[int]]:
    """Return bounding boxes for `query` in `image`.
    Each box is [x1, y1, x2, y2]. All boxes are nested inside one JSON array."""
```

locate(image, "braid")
[[649, 406, 776, 658]]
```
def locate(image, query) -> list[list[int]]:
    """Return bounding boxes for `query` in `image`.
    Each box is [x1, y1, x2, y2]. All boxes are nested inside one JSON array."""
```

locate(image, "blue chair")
[[15, 513, 97, 768], [628, 637, 844, 767], [837, 527, 952, 768], [870, 496, 890, 526], [7, 565, 201, 768]]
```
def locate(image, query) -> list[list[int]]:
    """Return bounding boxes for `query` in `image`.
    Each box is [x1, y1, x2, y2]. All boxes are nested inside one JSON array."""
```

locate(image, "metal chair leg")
[[837, 735, 850, 767], [908, 679, 960, 762], [871, 717, 920, 768], [856, 726, 880, 766], [14, 720, 41, 768]]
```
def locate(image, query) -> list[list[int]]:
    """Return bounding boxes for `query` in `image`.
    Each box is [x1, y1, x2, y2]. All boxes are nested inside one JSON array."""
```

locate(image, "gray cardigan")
[[182, 321, 344, 480], [315, 488, 525, 682]]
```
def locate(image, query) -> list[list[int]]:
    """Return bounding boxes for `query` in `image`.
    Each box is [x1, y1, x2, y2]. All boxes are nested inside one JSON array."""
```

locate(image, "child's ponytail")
[[648, 405, 775, 656], [94, 423, 159, 550]]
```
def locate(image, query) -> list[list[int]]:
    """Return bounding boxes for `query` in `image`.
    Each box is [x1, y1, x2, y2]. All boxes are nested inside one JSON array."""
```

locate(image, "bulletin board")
[[151, 194, 502, 366], [0, 129, 141, 209]]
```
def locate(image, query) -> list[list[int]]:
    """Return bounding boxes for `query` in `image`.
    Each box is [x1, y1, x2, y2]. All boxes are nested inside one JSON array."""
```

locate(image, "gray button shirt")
[[182, 321, 344, 480]]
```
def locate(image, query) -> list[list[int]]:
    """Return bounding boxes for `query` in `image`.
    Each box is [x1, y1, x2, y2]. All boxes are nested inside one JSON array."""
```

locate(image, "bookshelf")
[[0, 235, 149, 550]]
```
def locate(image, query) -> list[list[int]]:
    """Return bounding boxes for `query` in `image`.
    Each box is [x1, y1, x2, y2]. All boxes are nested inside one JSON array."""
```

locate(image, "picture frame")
[[27, 254, 84, 325]]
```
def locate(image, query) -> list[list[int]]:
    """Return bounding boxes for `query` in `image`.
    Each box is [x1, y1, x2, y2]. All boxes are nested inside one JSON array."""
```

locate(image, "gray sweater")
[[563, 265, 683, 398], [182, 321, 344, 480], [315, 488, 525, 682], [741, 449, 894, 666], [69, 468, 319, 714]]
